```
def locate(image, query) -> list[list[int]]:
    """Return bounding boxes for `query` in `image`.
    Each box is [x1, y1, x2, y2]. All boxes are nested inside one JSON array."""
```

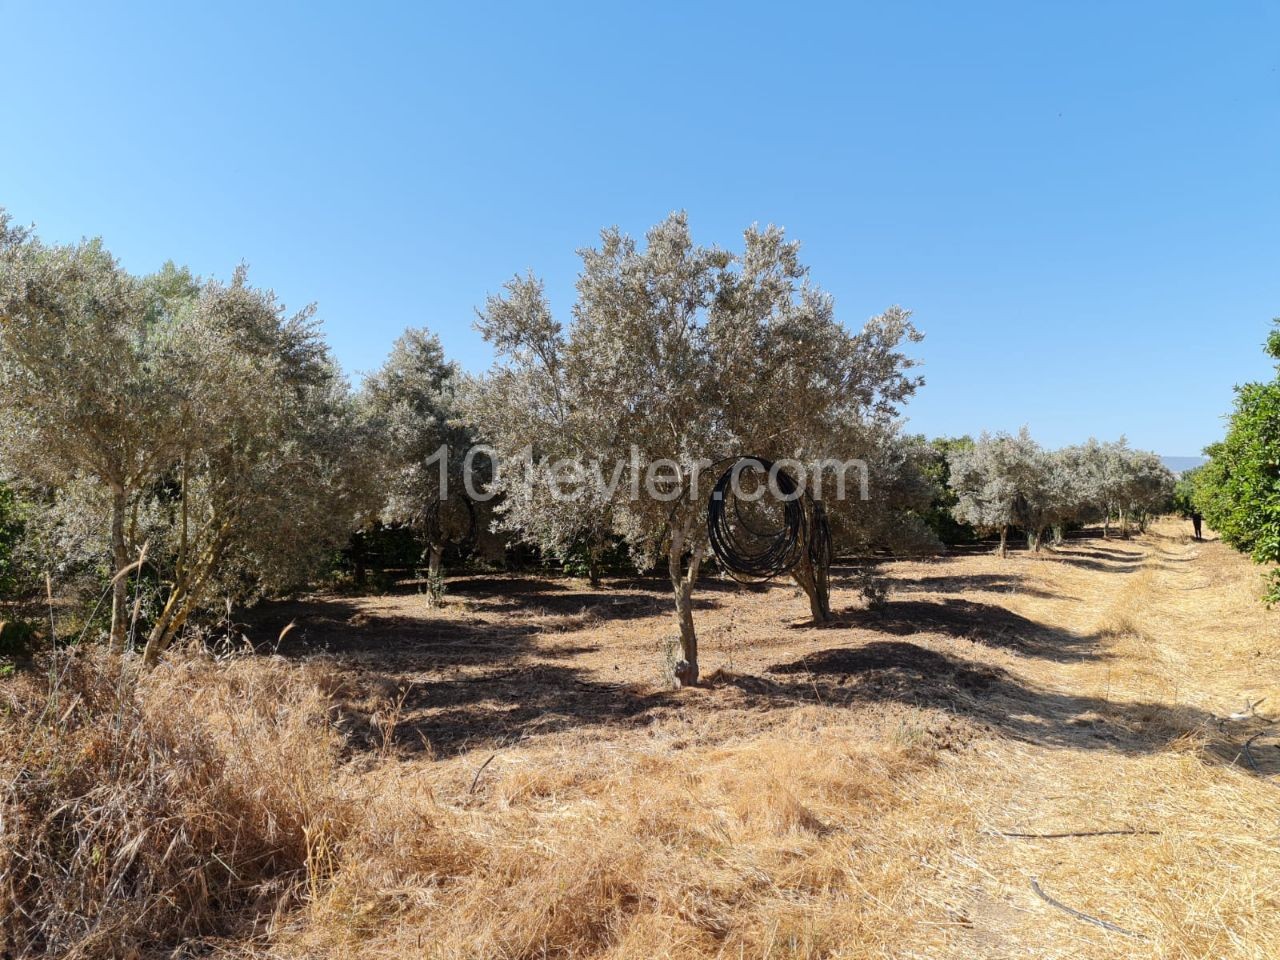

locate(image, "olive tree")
[[703, 235, 924, 620], [1121, 450, 1176, 532], [1036, 445, 1096, 546], [139, 271, 371, 662], [0, 217, 177, 648], [475, 213, 922, 684], [947, 428, 1042, 558], [1095, 439, 1135, 538], [0, 212, 368, 660], [466, 276, 619, 586], [1067, 438, 1170, 539], [360, 328, 476, 593]]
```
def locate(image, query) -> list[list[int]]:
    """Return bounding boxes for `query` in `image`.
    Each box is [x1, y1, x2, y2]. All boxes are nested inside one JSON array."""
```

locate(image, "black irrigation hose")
[[809, 498, 833, 570], [1030, 878, 1145, 939], [706, 457, 831, 581], [1242, 732, 1278, 785], [424, 496, 478, 553]]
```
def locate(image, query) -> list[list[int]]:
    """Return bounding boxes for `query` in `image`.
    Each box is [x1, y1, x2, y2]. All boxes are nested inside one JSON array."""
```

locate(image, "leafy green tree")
[[916, 436, 977, 545], [1172, 466, 1202, 517], [1193, 320, 1280, 602]]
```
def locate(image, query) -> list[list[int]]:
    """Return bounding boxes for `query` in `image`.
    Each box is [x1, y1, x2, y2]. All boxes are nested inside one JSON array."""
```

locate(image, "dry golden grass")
[[0, 651, 361, 958], [3, 518, 1278, 958]]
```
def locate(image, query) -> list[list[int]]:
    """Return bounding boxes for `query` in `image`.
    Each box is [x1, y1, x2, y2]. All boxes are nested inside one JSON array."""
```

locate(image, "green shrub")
[[1193, 320, 1280, 603]]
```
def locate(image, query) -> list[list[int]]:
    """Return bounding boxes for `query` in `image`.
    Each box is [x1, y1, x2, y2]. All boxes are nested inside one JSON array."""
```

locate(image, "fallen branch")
[[469, 753, 497, 795], [991, 828, 1158, 839], [1030, 878, 1144, 938], [1228, 698, 1271, 722], [457, 669, 519, 684]]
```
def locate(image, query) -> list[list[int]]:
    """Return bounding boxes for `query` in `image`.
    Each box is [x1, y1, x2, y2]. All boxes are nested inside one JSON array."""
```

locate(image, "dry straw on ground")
[[2, 518, 1277, 958]]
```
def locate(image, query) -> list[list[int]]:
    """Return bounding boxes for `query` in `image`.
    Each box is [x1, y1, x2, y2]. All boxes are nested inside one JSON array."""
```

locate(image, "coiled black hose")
[[707, 457, 831, 581], [424, 496, 478, 554]]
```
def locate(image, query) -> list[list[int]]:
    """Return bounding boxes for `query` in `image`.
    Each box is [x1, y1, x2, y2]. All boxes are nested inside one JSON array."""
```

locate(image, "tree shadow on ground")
[[389, 664, 672, 757], [242, 594, 678, 758], [890, 571, 1073, 601], [821, 598, 1098, 662], [241, 596, 541, 668], [371, 638, 1223, 761], [242, 575, 1233, 772], [446, 573, 730, 620], [1062, 547, 1143, 561], [1040, 555, 1146, 573], [729, 640, 1222, 755]]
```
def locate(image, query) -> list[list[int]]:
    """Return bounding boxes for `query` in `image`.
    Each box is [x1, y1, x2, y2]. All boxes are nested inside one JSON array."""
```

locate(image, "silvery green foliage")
[[0, 216, 178, 645], [1050, 443, 1104, 527], [468, 243, 660, 578], [473, 213, 923, 682], [948, 432, 1175, 548], [825, 427, 940, 556], [1093, 438, 1134, 525], [10, 478, 113, 594], [467, 273, 628, 579], [947, 428, 1043, 537], [0, 211, 370, 657], [1117, 447, 1176, 525], [1060, 437, 1172, 534], [361, 327, 476, 549], [139, 270, 371, 658]]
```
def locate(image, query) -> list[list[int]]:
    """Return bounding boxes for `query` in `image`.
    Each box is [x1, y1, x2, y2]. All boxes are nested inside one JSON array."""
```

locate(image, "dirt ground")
[[240, 518, 1279, 959]]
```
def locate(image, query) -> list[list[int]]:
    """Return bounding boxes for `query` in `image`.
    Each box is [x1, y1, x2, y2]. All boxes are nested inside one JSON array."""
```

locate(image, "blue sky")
[[2, 1, 1277, 455]]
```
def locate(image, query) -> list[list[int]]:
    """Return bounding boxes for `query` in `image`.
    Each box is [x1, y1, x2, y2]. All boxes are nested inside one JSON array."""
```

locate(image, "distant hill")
[[1163, 456, 1207, 475]]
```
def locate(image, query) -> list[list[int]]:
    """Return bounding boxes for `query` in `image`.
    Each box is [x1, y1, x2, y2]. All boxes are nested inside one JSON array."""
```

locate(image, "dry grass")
[[287, 707, 963, 960], [0, 650, 360, 958], [3, 518, 1279, 958]]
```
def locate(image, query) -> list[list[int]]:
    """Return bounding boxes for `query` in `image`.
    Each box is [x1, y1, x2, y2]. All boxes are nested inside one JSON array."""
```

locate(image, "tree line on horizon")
[[0, 209, 1196, 682]]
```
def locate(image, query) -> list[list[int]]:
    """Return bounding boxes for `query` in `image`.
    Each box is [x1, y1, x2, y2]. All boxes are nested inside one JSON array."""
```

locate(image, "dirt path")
[[914, 528, 1280, 958]]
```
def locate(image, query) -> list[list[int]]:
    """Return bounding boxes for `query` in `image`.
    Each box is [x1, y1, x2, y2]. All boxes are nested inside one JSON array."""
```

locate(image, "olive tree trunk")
[[998, 525, 1008, 559], [108, 484, 129, 652], [351, 531, 368, 588], [791, 550, 832, 623], [142, 528, 230, 666], [668, 520, 706, 687], [425, 544, 444, 607]]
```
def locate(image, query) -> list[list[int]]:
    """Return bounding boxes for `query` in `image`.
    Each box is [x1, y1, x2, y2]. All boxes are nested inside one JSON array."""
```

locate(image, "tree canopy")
[[0, 211, 372, 661], [472, 212, 924, 684], [1192, 320, 1280, 602]]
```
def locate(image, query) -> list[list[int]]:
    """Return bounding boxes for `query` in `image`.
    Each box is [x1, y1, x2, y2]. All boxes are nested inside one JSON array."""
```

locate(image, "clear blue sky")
[[3, 1, 1277, 455]]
